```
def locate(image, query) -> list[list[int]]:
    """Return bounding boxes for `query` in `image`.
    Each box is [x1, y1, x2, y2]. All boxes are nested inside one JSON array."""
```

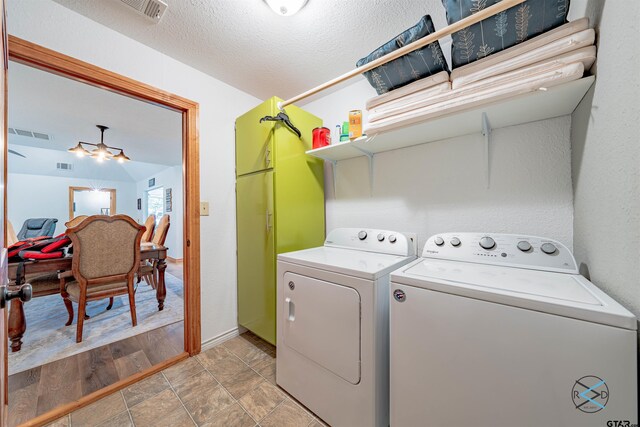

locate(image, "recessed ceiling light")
[[264, 0, 309, 16]]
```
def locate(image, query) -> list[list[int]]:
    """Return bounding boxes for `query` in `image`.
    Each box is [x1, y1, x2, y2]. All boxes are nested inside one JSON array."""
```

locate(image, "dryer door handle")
[[285, 297, 295, 322]]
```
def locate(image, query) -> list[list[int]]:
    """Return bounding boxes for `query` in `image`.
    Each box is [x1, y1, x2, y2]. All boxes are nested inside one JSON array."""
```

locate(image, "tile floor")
[[45, 332, 327, 427]]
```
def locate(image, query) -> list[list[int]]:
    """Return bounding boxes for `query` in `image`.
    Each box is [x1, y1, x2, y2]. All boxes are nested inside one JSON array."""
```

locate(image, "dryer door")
[[282, 272, 361, 384]]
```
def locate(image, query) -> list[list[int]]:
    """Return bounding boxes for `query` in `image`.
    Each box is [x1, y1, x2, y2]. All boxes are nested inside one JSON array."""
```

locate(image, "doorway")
[[146, 187, 164, 221], [69, 187, 116, 218], [4, 36, 201, 426]]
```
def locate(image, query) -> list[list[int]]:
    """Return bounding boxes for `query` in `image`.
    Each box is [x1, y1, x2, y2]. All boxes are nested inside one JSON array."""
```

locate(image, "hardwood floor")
[[8, 320, 184, 426], [8, 259, 185, 426], [8, 262, 184, 426]]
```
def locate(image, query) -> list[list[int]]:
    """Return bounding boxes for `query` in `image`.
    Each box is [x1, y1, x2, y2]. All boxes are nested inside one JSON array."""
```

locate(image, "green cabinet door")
[[272, 103, 325, 255], [236, 99, 275, 176], [236, 170, 276, 344]]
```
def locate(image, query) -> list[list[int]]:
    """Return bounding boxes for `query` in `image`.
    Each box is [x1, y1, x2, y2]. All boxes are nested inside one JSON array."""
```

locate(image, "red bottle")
[[312, 127, 331, 149]]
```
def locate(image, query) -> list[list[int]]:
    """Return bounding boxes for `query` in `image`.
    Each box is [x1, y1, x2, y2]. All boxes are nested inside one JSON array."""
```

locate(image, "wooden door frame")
[[6, 36, 201, 425], [68, 186, 117, 219]]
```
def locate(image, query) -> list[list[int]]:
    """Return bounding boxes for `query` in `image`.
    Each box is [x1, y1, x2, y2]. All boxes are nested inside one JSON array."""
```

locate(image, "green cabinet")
[[235, 100, 274, 176], [235, 97, 325, 345]]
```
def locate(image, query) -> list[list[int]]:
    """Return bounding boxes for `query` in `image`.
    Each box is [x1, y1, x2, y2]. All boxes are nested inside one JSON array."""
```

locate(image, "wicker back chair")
[[64, 215, 89, 229], [62, 215, 144, 343], [152, 215, 170, 245], [140, 214, 156, 243], [139, 215, 170, 288]]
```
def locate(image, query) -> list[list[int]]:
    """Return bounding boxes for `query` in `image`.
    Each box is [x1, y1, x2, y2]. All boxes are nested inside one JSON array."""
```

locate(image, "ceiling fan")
[[9, 149, 26, 158]]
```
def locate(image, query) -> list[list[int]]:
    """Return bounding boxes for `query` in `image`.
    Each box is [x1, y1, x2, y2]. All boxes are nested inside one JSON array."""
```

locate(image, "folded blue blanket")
[[357, 15, 449, 95], [443, 0, 570, 68]]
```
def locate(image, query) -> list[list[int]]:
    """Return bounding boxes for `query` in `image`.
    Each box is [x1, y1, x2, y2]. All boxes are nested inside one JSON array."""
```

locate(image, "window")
[[146, 187, 164, 223]]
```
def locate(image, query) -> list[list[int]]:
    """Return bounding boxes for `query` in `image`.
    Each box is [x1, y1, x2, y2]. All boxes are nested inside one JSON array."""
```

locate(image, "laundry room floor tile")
[[162, 356, 205, 385], [238, 380, 286, 421], [59, 332, 323, 426], [259, 399, 313, 427]]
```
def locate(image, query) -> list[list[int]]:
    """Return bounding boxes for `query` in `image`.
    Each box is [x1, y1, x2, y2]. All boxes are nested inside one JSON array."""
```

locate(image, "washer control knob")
[[450, 237, 461, 247], [479, 236, 496, 250], [434, 237, 445, 246], [389, 235, 397, 243], [377, 233, 385, 242], [358, 230, 367, 240], [541, 242, 557, 255], [517, 241, 532, 252]]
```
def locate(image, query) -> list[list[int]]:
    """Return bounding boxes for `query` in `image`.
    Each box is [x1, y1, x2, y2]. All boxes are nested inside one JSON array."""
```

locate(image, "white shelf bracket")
[[481, 112, 492, 189], [328, 160, 338, 197], [354, 147, 375, 196], [312, 154, 339, 197]]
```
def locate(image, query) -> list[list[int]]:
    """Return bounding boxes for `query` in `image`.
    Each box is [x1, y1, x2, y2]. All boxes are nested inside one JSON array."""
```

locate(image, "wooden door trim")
[[6, 35, 201, 424], [68, 186, 117, 219]]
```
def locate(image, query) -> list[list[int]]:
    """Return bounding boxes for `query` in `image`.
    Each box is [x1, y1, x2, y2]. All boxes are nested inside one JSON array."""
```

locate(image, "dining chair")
[[61, 215, 145, 343], [140, 214, 156, 243], [65, 215, 89, 229], [139, 214, 170, 288]]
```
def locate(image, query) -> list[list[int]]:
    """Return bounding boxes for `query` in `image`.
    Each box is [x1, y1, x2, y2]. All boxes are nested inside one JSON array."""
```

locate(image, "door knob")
[[0, 284, 33, 309]]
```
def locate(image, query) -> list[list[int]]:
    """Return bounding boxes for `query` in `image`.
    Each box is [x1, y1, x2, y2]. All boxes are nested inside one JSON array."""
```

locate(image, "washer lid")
[[278, 246, 416, 280], [392, 259, 637, 330]]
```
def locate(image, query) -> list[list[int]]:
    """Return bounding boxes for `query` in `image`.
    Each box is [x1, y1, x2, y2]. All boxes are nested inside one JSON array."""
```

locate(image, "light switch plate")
[[200, 202, 210, 216]]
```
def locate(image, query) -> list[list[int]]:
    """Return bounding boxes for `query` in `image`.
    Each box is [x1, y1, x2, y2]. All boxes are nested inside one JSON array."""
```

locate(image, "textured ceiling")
[[51, 0, 451, 100], [9, 61, 182, 166]]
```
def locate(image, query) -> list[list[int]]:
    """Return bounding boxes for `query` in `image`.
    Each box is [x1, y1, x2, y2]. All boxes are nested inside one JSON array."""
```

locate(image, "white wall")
[[74, 190, 112, 216], [8, 0, 261, 344], [136, 165, 184, 259], [302, 79, 574, 250], [571, 1, 640, 325], [8, 173, 137, 236]]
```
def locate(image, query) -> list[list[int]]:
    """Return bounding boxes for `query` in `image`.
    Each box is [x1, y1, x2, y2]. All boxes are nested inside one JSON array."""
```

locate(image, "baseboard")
[[167, 257, 183, 263], [201, 327, 241, 351]]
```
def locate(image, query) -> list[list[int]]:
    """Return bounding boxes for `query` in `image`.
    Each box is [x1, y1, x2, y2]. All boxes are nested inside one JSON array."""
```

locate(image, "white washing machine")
[[277, 228, 416, 427], [389, 233, 638, 427]]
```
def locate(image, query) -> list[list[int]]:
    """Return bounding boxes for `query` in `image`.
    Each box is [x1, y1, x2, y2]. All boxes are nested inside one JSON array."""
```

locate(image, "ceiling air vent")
[[57, 162, 73, 171], [119, 0, 168, 22], [8, 127, 52, 141]]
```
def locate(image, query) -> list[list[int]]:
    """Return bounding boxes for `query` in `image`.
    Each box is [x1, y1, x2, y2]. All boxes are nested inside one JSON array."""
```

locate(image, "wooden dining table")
[[6, 242, 167, 352]]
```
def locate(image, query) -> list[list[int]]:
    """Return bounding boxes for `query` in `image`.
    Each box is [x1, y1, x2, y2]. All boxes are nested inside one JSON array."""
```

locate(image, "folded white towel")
[[365, 71, 449, 111], [369, 82, 451, 116], [451, 18, 593, 89], [365, 62, 585, 135], [369, 46, 596, 123]]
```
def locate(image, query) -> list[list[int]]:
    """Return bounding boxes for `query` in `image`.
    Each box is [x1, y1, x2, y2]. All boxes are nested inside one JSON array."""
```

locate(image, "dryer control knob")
[[479, 236, 496, 250], [434, 237, 445, 246], [377, 233, 385, 242], [389, 235, 397, 243], [450, 237, 461, 247], [517, 241, 532, 252], [541, 242, 557, 255], [358, 230, 367, 240]]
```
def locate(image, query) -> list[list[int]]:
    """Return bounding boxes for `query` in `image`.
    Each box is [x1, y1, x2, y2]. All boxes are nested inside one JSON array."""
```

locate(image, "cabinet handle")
[[285, 297, 295, 322], [266, 209, 272, 233]]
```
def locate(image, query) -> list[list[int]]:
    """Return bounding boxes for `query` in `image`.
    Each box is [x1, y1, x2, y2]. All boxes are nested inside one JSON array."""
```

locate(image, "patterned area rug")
[[8, 273, 184, 375]]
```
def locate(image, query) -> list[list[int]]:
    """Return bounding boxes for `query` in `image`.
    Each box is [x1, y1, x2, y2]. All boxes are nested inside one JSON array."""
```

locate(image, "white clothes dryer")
[[277, 228, 416, 427], [389, 232, 637, 427]]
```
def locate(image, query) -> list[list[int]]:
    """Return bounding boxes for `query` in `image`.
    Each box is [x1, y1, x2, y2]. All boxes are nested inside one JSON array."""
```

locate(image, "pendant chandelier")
[[68, 125, 131, 163]]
